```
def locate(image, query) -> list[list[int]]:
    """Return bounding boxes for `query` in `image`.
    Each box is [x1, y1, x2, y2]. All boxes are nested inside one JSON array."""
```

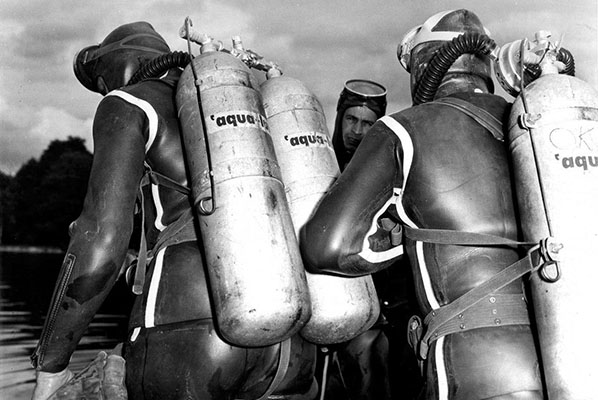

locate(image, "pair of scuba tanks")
[[174, 20, 379, 347]]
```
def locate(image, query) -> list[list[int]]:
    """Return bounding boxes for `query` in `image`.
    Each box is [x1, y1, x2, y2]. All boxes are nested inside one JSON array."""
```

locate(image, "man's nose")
[[352, 122, 366, 135]]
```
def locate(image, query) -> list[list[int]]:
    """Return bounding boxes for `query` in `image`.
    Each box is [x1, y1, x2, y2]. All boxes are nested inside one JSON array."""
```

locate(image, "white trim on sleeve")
[[378, 116, 440, 310], [107, 90, 158, 153]]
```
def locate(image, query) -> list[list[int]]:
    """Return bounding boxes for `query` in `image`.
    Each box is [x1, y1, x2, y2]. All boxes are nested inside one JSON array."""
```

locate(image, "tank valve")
[[179, 17, 222, 53], [229, 35, 282, 77], [494, 31, 566, 96]]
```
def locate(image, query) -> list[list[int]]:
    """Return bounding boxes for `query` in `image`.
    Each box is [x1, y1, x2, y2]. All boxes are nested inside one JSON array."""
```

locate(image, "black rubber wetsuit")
[[301, 92, 543, 399], [32, 72, 317, 400]]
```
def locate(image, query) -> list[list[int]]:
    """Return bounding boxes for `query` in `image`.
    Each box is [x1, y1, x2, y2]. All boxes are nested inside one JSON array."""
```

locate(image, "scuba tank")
[[175, 20, 310, 347], [258, 66, 380, 344], [497, 31, 598, 399]]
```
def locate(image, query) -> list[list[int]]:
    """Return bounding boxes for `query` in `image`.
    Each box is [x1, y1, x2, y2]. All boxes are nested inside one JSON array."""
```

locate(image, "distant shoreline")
[[0, 245, 63, 254]]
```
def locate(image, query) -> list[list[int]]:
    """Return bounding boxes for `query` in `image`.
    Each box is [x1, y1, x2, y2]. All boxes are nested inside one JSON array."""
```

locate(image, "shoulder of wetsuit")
[[108, 79, 177, 118], [447, 92, 510, 118], [473, 92, 511, 126], [406, 92, 511, 126], [122, 77, 176, 99]]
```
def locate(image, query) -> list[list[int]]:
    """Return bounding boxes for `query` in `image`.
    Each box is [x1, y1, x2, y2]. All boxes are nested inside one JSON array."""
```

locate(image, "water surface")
[[0, 251, 132, 399]]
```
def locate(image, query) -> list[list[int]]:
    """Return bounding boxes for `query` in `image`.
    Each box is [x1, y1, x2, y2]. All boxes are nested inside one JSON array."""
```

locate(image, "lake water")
[[0, 251, 132, 399]]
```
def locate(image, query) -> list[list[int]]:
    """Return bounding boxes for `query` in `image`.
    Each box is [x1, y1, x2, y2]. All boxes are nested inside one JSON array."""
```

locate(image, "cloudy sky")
[[1, 0, 597, 175]]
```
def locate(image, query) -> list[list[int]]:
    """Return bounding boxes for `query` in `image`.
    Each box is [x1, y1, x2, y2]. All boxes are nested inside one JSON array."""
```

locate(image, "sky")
[[1, 0, 597, 175]]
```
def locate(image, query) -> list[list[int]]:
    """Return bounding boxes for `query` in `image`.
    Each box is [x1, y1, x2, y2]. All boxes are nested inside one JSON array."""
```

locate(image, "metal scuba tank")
[[259, 69, 380, 344], [175, 21, 311, 347], [500, 32, 598, 399]]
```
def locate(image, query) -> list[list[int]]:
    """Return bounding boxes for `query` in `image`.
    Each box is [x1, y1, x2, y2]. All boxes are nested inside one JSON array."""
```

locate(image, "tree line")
[[0, 137, 93, 250]]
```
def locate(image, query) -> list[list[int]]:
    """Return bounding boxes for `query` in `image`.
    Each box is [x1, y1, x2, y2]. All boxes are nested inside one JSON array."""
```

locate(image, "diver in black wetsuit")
[[301, 10, 543, 400], [32, 21, 317, 400]]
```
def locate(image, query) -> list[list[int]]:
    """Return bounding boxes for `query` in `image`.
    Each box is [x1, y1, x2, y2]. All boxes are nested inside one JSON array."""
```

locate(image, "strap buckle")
[[532, 236, 564, 283], [407, 315, 429, 360]]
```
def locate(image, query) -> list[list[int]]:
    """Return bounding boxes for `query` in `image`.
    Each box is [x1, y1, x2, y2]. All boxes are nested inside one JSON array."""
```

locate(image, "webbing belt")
[[402, 226, 547, 359]]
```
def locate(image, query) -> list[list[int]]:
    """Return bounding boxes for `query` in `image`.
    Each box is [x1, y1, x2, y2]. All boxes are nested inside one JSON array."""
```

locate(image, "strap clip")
[[535, 237, 563, 283]]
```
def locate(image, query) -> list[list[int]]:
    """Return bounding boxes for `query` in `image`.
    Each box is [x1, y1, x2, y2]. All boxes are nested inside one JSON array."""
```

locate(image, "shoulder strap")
[[140, 164, 191, 195], [432, 96, 505, 141]]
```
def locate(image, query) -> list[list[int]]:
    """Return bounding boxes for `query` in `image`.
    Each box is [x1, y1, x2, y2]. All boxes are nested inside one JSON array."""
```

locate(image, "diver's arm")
[[300, 119, 404, 276], [31, 96, 147, 374]]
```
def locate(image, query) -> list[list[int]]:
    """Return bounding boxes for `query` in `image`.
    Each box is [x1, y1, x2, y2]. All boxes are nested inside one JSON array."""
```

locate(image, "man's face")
[[341, 105, 378, 155]]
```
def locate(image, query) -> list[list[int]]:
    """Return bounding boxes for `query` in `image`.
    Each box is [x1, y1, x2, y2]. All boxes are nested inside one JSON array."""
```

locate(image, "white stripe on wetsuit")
[[151, 184, 167, 230], [107, 90, 166, 230], [108, 90, 167, 328], [107, 90, 158, 152], [377, 115, 440, 311], [357, 192, 404, 263], [435, 336, 448, 400], [144, 247, 165, 328], [356, 114, 408, 263], [378, 116, 448, 400]]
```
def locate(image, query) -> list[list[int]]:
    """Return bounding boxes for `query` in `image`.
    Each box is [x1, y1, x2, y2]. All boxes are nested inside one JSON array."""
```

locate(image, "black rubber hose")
[[127, 51, 192, 85], [413, 32, 496, 105], [557, 47, 575, 76]]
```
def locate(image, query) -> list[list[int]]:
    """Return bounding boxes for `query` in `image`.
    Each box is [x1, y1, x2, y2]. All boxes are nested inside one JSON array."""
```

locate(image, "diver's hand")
[[31, 368, 73, 400]]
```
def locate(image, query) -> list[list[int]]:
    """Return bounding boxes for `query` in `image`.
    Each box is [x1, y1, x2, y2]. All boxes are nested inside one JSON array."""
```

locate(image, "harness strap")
[[429, 293, 529, 337], [414, 292, 532, 360], [132, 168, 195, 295], [432, 96, 505, 141], [140, 165, 191, 196], [131, 207, 196, 295], [332, 350, 348, 394], [132, 182, 149, 295], [403, 226, 536, 248], [147, 208, 196, 259], [256, 338, 292, 400], [422, 251, 542, 360], [402, 225, 544, 359]]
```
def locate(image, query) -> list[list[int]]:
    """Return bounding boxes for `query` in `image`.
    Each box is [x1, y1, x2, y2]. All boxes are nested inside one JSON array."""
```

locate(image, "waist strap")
[[409, 249, 541, 361], [402, 226, 552, 359], [409, 292, 531, 360]]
